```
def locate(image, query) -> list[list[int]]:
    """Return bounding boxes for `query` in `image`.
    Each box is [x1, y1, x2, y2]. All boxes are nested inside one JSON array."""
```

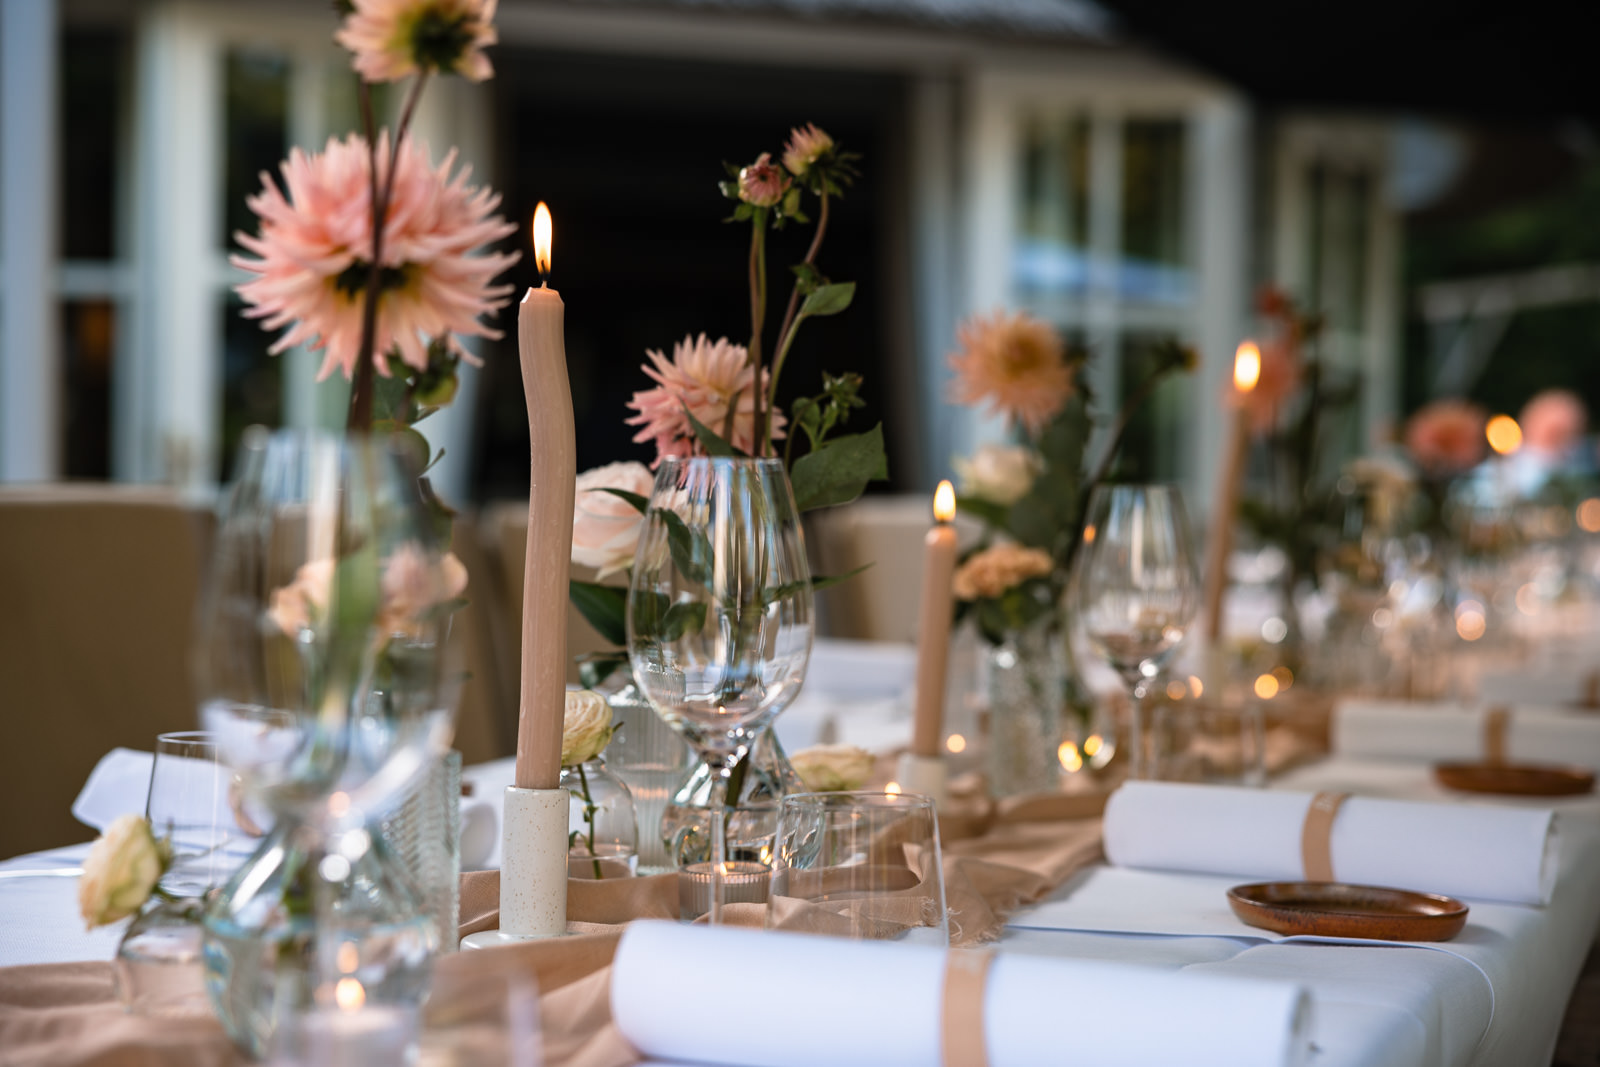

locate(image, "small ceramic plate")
[[1433, 761, 1595, 797], [1226, 881, 1469, 941]]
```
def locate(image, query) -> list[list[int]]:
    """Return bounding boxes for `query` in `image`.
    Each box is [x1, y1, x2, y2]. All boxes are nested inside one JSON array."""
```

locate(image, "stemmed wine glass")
[[1072, 485, 1201, 779], [627, 457, 814, 921]]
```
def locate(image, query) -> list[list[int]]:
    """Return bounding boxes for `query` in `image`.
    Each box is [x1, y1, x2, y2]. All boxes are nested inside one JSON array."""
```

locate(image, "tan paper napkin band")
[[1300, 791, 1350, 882], [1484, 706, 1510, 763], [942, 948, 995, 1067], [1584, 672, 1600, 710]]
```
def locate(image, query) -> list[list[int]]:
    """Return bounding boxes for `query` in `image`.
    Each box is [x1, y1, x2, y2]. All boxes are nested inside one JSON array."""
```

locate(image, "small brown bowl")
[[1227, 881, 1468, 941], [1433, 761, 1595, 797]]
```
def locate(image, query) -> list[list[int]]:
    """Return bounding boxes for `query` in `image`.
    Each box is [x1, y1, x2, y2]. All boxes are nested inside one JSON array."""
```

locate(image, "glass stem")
[[1128, 681, 1147, 780], [709, 800, 727, 925]]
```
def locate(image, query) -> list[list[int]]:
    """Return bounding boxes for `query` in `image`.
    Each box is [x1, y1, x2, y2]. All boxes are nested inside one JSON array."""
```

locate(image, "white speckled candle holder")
[[894, 752, 948, 808], [459, 786, 569, 949]]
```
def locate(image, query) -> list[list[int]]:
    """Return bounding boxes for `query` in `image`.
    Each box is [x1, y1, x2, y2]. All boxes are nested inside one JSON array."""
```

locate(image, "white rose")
[[562, 689, 616, 767], [572, 462, 655, 578], [952, 444, 1040, 507], [790, 744, 876, 792], [78, 814, 170, 928]]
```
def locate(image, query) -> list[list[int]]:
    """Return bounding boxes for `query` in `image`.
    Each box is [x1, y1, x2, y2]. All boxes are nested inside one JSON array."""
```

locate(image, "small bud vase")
[[561, 755, 639, 879]]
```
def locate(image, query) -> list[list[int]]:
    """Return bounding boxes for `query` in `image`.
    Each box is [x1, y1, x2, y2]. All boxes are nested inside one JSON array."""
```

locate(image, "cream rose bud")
[[953, 444, 1040, 506], [562, 689, 616, 767], [572, 461, 655, 578], [79, 814, 171, 928], [791, 744, 876, 792]]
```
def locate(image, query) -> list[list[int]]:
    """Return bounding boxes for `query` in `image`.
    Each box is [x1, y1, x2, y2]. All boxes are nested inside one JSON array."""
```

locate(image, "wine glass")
[[195, 427, 460, 1055], [626, 457, 813, 921], [1072, 485, 1201, 779]]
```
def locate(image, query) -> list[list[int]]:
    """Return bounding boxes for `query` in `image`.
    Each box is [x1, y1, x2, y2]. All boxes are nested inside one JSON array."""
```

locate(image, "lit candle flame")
[[1234, 342, 1261, 393], [533, 202, 553, 280], [1486, 414, 1522, 455], [933, 480, 956, 523], [335, 977, 366, 1011]]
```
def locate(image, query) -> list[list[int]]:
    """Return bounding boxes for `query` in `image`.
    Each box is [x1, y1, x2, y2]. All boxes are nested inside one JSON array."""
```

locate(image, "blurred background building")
[[2, 0, 1595, 513]]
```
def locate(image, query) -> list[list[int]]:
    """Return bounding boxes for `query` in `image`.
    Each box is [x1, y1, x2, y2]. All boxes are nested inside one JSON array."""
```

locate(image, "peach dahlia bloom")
[[783, 123, 834, 177], [625, 334, 786, 466], [1519, 389, 1588, 458], [948, 310, 1074, 436], [1405, 398, 1488, 476], [233, 132, 518, 382], [335, 0, 498, 83]]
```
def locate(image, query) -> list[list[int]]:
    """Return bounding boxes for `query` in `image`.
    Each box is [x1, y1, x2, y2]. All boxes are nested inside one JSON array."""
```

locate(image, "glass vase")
[[115, 895, 210, 1017], [562, 754, 639, 879], [378, 750, 461, 952], [984, 623, 1065, 798], [600, 679, 693, 874], [660, 727, 803, 869], [1058, 631, 1116, 776]]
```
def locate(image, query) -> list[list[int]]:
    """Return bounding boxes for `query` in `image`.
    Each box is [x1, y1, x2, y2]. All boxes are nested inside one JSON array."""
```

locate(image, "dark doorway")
[[471, 48, 910, 500]]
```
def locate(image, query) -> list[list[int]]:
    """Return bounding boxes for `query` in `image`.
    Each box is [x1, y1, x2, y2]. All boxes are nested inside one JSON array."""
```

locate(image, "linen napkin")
[[610, 921, 1311, 1067], [1104, 780, 1557, 905], [1333, 699, 1600, 772], [1477, 666, 1600, 708], [72, 748, 265, 854]]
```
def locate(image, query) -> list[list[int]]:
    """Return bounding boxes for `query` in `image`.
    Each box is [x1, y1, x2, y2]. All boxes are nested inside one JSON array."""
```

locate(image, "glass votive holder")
[[678, 860, 770, 921], [269, 1002, 420, 1067]]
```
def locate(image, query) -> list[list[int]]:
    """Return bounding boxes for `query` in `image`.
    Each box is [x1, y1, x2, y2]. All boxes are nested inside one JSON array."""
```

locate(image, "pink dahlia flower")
[[948, 310, 1074, 436], [232, 132, 518, 382], [1519, 389, 1587, 458], [625, 334, 786, 466], [1405, 398, 1488, 476], [335, 0, 498, 83], [738, 153, 790, 208], [783, 123, 834, 177]]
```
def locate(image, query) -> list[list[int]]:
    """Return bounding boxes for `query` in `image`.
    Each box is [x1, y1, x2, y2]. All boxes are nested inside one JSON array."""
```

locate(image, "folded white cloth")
[[1333, 699, 1600, 773], [611, 921, 1311, 1067], [1103, 781, 1557, 905], [459, 757, 515, 870], [73, 747, 262, 859]]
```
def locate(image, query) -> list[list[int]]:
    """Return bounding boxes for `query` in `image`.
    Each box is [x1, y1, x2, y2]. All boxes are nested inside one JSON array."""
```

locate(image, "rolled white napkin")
[[1333, 699, 1600, 773], [1477, 668, 1600, 709], [459, 757, 516, 870], [1104, 781, 1556, 905], [611, 920, 1312, 1067]]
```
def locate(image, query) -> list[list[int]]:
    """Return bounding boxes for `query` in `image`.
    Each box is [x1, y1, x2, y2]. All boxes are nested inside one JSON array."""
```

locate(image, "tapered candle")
[[911, 481, 959, 759], [1202, 343, 1260, 644], [515, 202, 575, 791]]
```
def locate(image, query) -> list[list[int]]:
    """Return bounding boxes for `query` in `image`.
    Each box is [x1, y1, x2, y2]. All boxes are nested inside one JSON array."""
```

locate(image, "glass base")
[[201, 819, 436, 1058], [114, 896, 209, 1017], [660, 728, 802, 868]]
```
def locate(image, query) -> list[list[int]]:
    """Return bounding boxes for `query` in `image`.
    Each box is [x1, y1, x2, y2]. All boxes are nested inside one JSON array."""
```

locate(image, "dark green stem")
[[576, 761, 603, 879]]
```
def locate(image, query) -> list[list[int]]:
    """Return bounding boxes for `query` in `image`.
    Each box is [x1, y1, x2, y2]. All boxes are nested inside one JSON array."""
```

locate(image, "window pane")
[[1121, 120, 1189, 305], [224, 48, 288, 247], [1015, 115, 1092, 299], [61, 30, 126, 260], [61, 299, 117, 478], [220, 294, 282, 478], [1111, 331, 1189, 482]]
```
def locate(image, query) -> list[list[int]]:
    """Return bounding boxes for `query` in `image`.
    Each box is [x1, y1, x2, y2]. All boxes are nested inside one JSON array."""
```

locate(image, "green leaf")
[[799, 282, 855, 319], [790, 262, 823, 292], [657, 508, 711, 588], [684, 407, 746, 458], [569, 580, 628, 647], [416, 477, 457, 547], [955, 495, 1009, 530], [594, 487, 649, 514], [661, 601, 708, 641], [762, 562, 872, 604], [578, 652, 629, 689], [789, 423, 888, 512]]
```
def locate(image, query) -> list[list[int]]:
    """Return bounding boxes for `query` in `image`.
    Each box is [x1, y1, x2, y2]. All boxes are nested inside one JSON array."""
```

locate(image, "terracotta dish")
[[1227, 881, 1468, 941], [1433, 761, 1595, 797]]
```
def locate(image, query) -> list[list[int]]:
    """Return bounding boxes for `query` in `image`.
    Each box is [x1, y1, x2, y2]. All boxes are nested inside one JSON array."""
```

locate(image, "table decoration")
[[558, 125, 887, 881], [610, 921, 1311, 1067], [1072, 484, 1203, 780], [1225, 881, 1469, 941], [559, 690, 639, 879], [789, 743, 876, 791], [901, 480, 959, 804], [376, 749, 462, 954], [196, 429, 462, 1053], [947, 311, 1195, 785], [767, 790, 948, 944], [1202, 340, 1261, 648], [1432, 760, 1595, 796], [1104, 780, 1555, 905]]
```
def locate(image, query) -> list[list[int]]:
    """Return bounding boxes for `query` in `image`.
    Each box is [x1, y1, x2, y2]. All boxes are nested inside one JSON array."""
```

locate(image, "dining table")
[[4, 638, 1600, 1067]]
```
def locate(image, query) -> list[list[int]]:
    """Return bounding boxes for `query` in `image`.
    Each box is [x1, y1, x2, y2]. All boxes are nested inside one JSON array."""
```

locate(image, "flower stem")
[[576, 761, 603, 879], [766, 192, 830, 454], [347, 71, 430, 435]]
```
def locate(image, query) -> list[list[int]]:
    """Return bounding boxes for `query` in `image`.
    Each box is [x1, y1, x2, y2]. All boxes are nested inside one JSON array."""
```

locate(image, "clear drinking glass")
[[626, 457, 813, 922], [767, 791, 947, 945], [1072, 485, 1201, 779]]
